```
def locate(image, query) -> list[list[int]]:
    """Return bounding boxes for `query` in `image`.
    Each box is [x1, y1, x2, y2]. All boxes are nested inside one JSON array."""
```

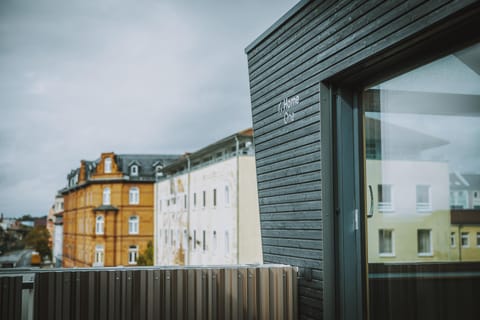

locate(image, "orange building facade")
[[61, 152, 179, 267]]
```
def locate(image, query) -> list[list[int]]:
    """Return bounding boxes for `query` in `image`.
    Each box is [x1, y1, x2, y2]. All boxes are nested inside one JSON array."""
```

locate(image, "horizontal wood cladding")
[[247, 1, 479, 319]]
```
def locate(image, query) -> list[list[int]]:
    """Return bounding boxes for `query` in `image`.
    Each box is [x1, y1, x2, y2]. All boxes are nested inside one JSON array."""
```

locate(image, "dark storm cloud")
[[0, 0, 298, 217]]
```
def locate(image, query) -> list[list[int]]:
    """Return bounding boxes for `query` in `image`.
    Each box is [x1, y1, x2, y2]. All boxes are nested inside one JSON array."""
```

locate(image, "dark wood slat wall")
[[246, 1, 478, 319]]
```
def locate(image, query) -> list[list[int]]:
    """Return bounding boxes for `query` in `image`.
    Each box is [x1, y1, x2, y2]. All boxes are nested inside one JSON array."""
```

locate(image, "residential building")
[[154, 128, 262, 266], [53, 194, 64, 267], [61, 152, 179, 267]]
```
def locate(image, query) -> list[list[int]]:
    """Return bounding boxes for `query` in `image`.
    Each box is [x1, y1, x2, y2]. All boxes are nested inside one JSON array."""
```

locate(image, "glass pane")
[[364, 42, 480, 320]]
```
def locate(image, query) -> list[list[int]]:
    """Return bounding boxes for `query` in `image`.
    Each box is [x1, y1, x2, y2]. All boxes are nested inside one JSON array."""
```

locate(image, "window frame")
[[128, 245, 138, 265], [103, 187, 111, 205], [128, 216, 139, 234], [377, 184, 394, 212], [378, 229, 395, 257], [104, 158, 112, 173], [129, 187, 140, 205], [95, 215, 104, 235], [417, 229, 433, 256]]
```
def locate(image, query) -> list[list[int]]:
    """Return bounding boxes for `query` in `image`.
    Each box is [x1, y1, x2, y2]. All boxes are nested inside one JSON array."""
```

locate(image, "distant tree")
[[137, 241, 153, 266], [24, 226, 51, 259], [20, 214, 34, 221]]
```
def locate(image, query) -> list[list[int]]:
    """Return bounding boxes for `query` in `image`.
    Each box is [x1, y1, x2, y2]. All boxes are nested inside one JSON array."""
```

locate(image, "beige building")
[[154, 129, 263, 266]]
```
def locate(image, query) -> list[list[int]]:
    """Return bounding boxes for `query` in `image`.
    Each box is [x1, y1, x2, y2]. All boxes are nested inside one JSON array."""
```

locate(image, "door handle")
[[367, 185, 374, 218]]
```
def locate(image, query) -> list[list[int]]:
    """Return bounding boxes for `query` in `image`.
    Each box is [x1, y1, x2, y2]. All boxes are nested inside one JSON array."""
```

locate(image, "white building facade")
[[154, 129, 263, 266], [53, 194, 64, 267]]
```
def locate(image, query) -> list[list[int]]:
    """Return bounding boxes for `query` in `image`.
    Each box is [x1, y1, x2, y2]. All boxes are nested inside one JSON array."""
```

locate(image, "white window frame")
[[128, 245, 138, 265], [128, 216, 139, 234], [378, 229, 395, 257], [416, 185, 432, 212], [94, 245, 104, 267], [450, 232, 456, 248], [104, 158, 112, 173], [130, 165, 139, 176], [418, 229, 433, 256], [129, 187, 140, 205], [378, 184, 394, 212], [103, 187, 111, 205], [96, 215, 104, 235], [461, 232, 470, 248]]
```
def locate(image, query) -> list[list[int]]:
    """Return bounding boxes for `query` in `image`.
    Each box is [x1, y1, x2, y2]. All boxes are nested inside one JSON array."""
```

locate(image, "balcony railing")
[[0, 264, 297, 320]]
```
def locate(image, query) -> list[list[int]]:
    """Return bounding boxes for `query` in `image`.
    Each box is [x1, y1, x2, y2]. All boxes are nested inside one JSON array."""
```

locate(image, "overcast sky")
[[0, 0, 298, 218]]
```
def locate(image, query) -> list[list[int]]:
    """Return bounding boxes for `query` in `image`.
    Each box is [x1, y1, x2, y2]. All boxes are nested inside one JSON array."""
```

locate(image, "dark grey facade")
[[246, 1, 480, 319]]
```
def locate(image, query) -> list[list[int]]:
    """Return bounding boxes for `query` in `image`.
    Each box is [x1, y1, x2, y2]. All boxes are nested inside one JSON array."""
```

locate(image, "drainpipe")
[[235, 136, 240, 264], [458, 224, 462, 262], [186, 155, 191, 266]]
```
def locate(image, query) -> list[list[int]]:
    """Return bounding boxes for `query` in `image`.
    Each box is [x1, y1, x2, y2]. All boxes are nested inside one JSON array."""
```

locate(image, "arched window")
[[94, 244, 104, 266], [129, 187, 140, 205], [96, 216, 104, 235], [129, 216, 139, 234], [103, 187, 111, 205], [130, 165, 138, 176], [128, 245, 138, 264], [104, 158, 112, 173]]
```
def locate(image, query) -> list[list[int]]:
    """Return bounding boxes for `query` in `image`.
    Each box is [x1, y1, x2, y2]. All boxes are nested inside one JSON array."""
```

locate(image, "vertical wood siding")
[[0, 276, 22, 320], [246, 1, 478, 319], [31, 266, 297, 320]]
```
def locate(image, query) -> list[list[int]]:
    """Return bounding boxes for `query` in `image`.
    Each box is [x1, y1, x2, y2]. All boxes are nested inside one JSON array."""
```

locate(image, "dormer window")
[[104, 158, 112, 173], [131, 165, 139, 176], [156, 165, 164, 177]]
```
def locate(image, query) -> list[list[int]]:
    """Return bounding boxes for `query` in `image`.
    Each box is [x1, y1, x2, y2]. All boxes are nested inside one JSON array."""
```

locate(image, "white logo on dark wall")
[[277, 95, 299, 124]]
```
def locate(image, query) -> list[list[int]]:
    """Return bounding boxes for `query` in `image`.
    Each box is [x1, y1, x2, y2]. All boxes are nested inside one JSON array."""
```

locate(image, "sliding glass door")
[[363, 42, 480, 319]]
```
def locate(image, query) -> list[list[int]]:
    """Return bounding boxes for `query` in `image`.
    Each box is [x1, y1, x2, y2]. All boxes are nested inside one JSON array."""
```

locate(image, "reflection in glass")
[[364, 42, 480, 319]]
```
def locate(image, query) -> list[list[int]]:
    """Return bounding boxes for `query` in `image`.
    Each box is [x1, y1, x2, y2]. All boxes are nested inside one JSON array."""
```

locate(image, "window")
[[378, 230, 394, 256], [170, 229, 174, 246], [193, 230, 197, 250], [103, 187, 111, 205], [202, 191, 206, 208], [183, 229, 188, 250], [450, 232, 456, 248], [128, 216, 139, 234], [94, 245, 104, 266], [212, 230, 217, 253], [224, 186, 230, 206], [416, 185, 432, 212], [474, 191, 479, 199], [213, 189, 217, 207], [193, 193, 197, 208], [461, 232, 469, 247], [225, 230, 230, 255], [96, 215, 104, 235], [130, 165, 138, 176], [378, 184, 393, 211], [418, 229, 432, 256], [104, 158, 112, 173], [184, 194, 187, 209], [477, 232, 480, 247], [202, 230, 206, 252], [128, 245, 138, 265], [164, 229, 167, 245], [129, 187, 140, 205]]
